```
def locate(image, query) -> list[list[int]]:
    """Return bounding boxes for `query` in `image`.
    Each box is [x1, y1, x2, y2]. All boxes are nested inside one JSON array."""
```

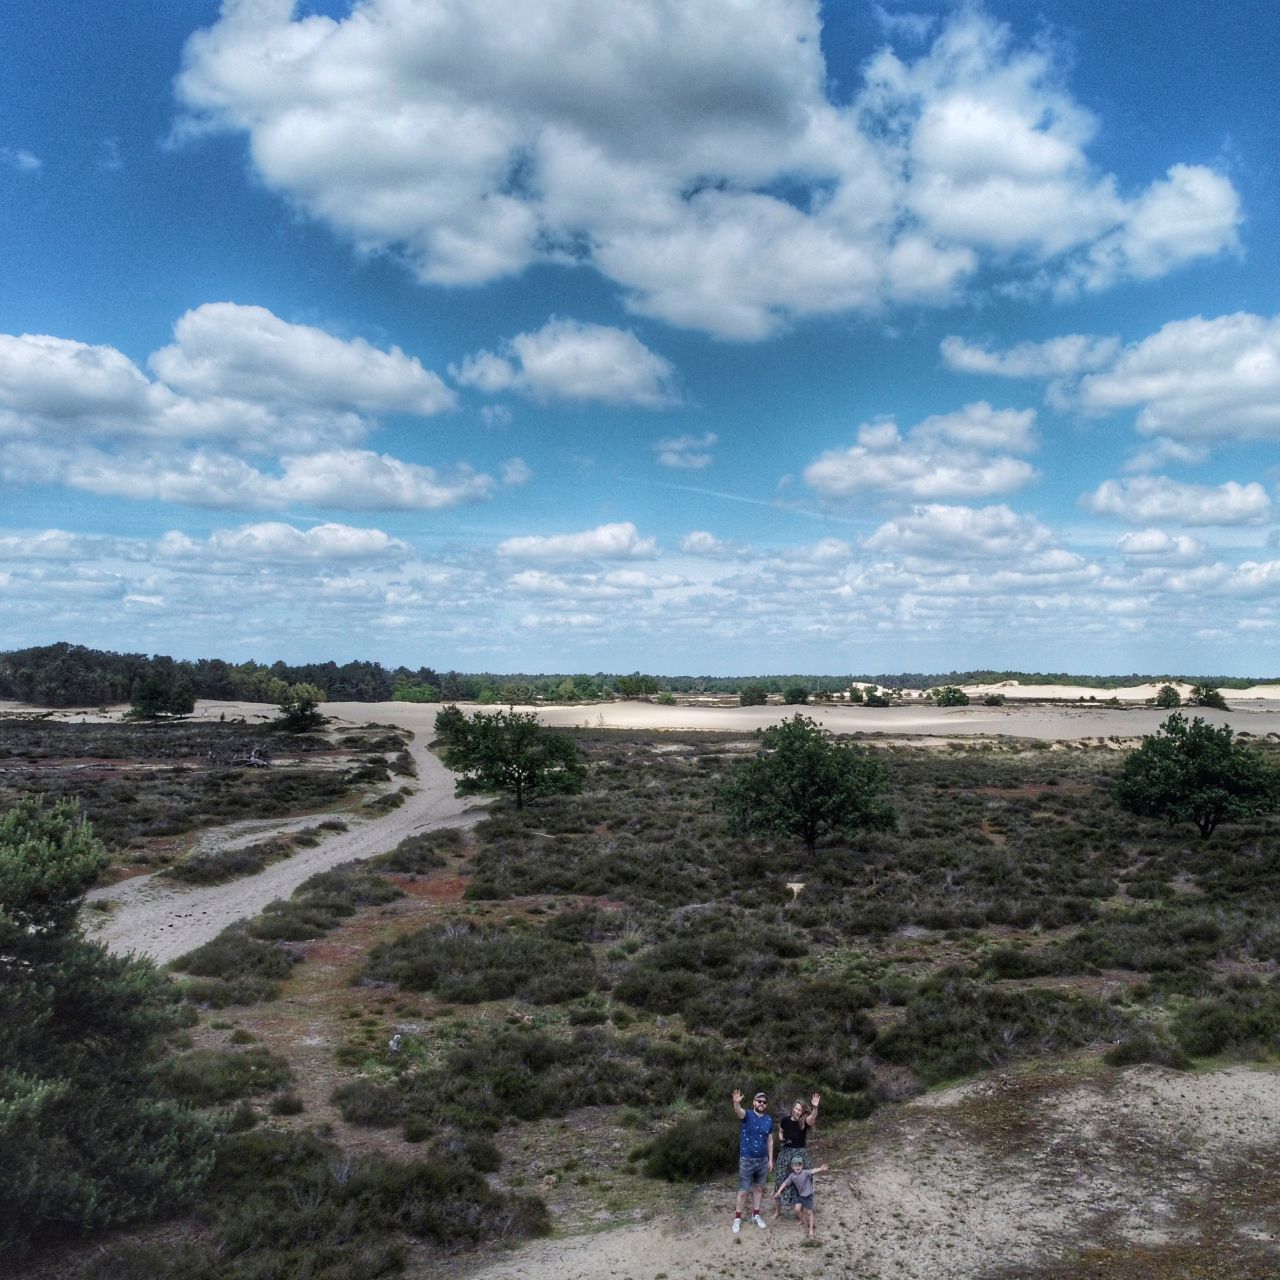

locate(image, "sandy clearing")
[[459, 1065, 1280, 1280], [83, 727, 485, 965], [298, 695, 1280, 742]]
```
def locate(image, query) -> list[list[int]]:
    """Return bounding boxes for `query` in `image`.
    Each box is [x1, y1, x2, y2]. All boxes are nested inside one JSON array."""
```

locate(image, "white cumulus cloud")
[[174, 4, 1239, 339], [1115, 528, 1206, 563], [804, 402, 1037, 502], [497, 521, 658, 561], [151, 303, 456, 416], [453, 319, 680, 408], [160, 521, 410, 562], [1084, 476, 1272, 526]]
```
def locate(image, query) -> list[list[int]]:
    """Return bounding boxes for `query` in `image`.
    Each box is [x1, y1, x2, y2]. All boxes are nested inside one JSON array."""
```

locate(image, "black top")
[[779, 1116, 808, 1148]]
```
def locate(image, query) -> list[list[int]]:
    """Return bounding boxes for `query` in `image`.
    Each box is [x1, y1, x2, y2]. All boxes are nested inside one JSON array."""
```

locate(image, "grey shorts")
[[797, 1193, 815, 1210], [737, 1155, 769, 1190]]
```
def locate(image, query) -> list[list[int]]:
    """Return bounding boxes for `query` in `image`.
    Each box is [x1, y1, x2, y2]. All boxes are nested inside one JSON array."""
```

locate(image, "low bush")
[[1172, 982, 1280, 1057], [373, 827, 461, 872], [81, 1128, 549, 1279], [363, 920, 595, 1005], [639, 1113, 738, 1181], [877, 971, 1130, 1083], [158, 1048, 293, 1105], [332, 1079, 406, 1127]]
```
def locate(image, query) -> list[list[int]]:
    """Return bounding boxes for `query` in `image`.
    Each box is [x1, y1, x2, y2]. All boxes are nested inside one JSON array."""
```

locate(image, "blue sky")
[[2, 0, 1278, 675]]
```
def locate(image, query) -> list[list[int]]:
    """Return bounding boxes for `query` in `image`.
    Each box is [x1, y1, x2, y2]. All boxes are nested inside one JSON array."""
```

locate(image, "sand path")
[[84, 727, 483, 965]]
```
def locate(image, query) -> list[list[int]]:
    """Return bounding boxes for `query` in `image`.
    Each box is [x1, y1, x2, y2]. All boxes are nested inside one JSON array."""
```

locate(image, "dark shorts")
[[737, 1155, 769, 1190], [798, 1193, 815, 1210]]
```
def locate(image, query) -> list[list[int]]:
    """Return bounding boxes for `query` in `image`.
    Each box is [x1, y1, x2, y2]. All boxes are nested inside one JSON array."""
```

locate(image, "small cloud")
[[655, 432, 716, 469], [1, 148, 41, 173], [99, 138, 123, 171], [679, 529, 752, 558], [501, 457, 531, 486], [480, 404, 513, 427], [1115, 527, 1205, 564], [452, 318, 681, 408]]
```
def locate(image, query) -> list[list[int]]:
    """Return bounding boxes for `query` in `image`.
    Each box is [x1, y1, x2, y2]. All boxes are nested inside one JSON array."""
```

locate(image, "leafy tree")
[[1153, 683, 1182, 708], [1113, 712, 1280, 839], [719, 714, 897, 853], [782, 684, 809, 705], [1188, 683, 1228, 710], [434, 703, 467, 741], [273, 682, 326, 732], [0, 797, 215, 1253], [392, 680, 440, 702], [863, 690, 891, 707], [934, 686, 970, 707], [846, 685, 865, 704], [738, 682, 768, 707], [129, 670, 196, 718], [442, 710, 585, 809], [614, 674, 659, 698]]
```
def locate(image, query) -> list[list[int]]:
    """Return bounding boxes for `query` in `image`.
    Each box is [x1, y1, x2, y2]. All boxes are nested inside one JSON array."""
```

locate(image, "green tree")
[[1153, 683, 1182, 708], [934, 686, 970, 707], [0, 798, 215, 1253], [1188, 683, 1228, 710], [719, 714, 897, 853], [274, 682, 326, 732], [782, 684, 809, 705], [442, 709, 585, 809], [738, 682, 768, 707], [1113, 712, 1280, 839], [129, 671, 196, 718]]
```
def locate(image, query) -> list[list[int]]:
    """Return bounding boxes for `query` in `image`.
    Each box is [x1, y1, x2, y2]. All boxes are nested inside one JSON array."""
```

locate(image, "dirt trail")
[[84, 730, 483, 965]]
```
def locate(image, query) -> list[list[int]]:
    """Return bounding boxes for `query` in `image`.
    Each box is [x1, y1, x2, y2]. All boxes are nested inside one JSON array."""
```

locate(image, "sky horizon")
[[3, 1, 1279, 676]]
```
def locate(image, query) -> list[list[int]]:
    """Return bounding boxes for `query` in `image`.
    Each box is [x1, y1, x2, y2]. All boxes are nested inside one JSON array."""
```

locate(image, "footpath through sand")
[[84, 726, 483, 965]]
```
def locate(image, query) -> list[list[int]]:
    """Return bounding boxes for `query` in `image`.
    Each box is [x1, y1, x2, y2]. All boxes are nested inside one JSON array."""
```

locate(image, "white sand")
[[458, 1065, 1280, 1280]]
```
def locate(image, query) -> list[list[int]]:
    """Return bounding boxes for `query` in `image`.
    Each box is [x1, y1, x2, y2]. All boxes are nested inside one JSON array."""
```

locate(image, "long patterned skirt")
[[775, 1145, 812, 1207]]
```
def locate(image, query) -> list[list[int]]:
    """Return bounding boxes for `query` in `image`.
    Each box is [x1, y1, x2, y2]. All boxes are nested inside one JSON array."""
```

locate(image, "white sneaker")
[[753, 1213, 768, 1230], [732, 1217, 741, 1234]]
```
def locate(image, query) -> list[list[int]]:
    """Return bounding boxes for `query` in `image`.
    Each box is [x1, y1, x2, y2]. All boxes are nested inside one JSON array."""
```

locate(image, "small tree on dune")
[[1113, 712, 1280, 840], [719, 714, 897, 854], [1188, 683, 1228, 710], [1153, 683, 1182, 708], [934, 686, 970, 707]]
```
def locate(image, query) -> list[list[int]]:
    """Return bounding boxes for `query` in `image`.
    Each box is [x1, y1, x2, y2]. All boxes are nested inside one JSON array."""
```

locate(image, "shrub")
[[373, 828, 460, 872], [640, 1114, 738, 1181], [270, 1092, 304, 1116], [332, 1079, 406, 1127], [158, 1048, 293, 1105], [1104, 1031, 1190, 1069], [1172, 984, 1280, 1058], [363, 921, 595, 1004], [934, 686, 970, 707]]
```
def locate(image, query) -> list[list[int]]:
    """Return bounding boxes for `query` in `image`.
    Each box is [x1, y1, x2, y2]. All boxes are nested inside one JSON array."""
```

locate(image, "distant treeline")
[[0, 642, 1273, 709]]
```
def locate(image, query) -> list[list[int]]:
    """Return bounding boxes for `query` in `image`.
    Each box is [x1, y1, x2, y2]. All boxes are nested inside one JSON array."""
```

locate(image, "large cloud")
[[804, 402, 1037, 502], [946, 311, 1280, 450], [864, 503, 1057, 559], [151, 303, 456, 415], [175, 4, 1240, 339], [160, 521, 410, 561], [1083, 476, 1272, 526], [1, 444, 509, 511], [452, 318, 680, 407], [496, 521, 658, 561], [0, 307, 504, 513], [1076, 312, 1280, 443]]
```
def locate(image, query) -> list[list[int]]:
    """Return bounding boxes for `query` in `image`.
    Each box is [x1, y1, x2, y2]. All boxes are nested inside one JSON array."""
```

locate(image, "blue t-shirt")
[[739, 1109, 773, 1159]]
